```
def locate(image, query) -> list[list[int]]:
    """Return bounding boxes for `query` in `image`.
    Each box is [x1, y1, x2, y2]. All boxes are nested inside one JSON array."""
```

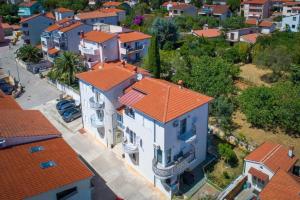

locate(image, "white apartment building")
[[282, 14, 300, 32], [41, 18, 92, 62], [162, 2, 198, 17], [282, 2, 300, 16], [54, 7, 74, 21], [76, 64, 213, 198], [79, 29, 151, 67], [241, 0, 271, 19]]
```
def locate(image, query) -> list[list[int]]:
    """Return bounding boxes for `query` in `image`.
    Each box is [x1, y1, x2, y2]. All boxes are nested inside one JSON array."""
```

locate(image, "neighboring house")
[[162, 2, 197, 17], [192, 28, 222, 38], [54, 7, 74, 21], [282, 14, 300, 32], [219, 142, 300, 200], [76, 63, 213, 198], [103, 1, 131, 10], [226, 27, 258, 42], [79, 30, 151, 67], [212, 0, 227, 5], [282, 1, 300, 16], [6, 0, 22, 4], [75, 9, 125, 26], [245, 18, 259, 26], [18, 1, 42, 17], [20, 13, 55, 45], [0, 90, 94, 200], [271, 0, 292, 12], [41, 18, 92, 62], [198, 4, 231, 20], [258, 20, 276, 33], [241, 0, 271, 19], [240, 33, 260, 43], [118, 31, 151, 63]]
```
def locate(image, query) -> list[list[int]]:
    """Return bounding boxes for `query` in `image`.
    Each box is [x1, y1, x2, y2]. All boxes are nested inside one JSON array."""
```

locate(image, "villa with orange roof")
[[198, 4, 231, 20], [241, 0, 271, 19], [282, 1, 300, 16], [79, 29, 151, 67], [20, 13, 55, 45], [41, 18, 92, 62], [219, 142, 300, 199], [76, 61, 213, 198]]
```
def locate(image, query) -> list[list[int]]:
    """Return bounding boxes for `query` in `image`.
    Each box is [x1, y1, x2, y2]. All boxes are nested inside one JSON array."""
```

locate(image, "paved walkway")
[[34, 100, 167, 200]]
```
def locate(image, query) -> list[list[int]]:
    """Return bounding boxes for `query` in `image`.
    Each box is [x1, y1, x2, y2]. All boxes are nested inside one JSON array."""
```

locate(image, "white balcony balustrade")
[[122, 138, 139, 154], [89, 97, 104, 110], [79, 45, 97, 55], [90, 114, 104, 128]]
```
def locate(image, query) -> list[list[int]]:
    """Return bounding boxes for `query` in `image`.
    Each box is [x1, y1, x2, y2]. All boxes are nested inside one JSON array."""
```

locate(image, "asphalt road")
[[0, 38, 60, 109]]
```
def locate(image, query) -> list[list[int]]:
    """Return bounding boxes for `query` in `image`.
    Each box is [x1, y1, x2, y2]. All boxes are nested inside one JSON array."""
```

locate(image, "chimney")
[[121, 60, 126, 68], [178, 80, 183, 89], [80, 30, 84, 38], [288, 146, 294, 158]]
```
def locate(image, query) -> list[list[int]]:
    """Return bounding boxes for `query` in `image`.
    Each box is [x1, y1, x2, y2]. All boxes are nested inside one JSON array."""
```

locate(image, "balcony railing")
[[89, 97, 104, 110], [85, 60, 99, 68], [152, 150, 195, 179], [91, 114, 104, 128], [122, 138, 139, 154], [79, 45, 98, 55], [178, 127, 196, 143], [120, 45, 144, 55]]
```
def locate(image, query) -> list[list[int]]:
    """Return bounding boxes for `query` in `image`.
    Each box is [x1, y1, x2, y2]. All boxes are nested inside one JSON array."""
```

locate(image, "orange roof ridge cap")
[[162, 85, 171, 122], [261, 144, 282, 163]]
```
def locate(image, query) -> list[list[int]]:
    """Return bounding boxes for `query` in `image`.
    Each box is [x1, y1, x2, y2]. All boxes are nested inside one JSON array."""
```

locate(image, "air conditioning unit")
[[173, 120, 179, 127]]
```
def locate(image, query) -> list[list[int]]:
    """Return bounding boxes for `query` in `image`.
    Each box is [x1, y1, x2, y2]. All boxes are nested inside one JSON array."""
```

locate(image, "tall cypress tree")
[[147, 35, 161, 78]]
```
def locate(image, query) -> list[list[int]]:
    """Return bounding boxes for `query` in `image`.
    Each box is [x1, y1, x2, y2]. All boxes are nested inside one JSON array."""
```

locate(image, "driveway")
[[34, 100, 167, 200], [0, 37, 60, 109]]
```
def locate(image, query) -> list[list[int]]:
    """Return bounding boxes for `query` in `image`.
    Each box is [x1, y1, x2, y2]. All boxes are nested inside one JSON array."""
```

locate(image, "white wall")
[[282, 14, 300, 32], [55, 11, 74, 21]]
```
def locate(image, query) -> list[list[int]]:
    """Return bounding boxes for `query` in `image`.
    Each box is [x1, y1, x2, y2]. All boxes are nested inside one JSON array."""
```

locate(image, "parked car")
[[0, 83, 14, 95], [56, 99, 75, 110], [62, 108, 81, 122], [57, 102, 76, 115]]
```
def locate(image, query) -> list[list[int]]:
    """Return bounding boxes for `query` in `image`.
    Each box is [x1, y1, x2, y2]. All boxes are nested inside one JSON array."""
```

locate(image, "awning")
[[249, 167, 269, 181], [119, 89, 145, 107]]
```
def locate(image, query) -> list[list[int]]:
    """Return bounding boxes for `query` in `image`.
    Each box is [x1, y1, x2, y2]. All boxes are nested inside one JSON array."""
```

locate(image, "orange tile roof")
[[1, 23, 12, 29], [118, 31, 151, 43], [48, 48, 59, 55], [249, 167, 269, 181], [245, 142, 298, 172], [121, 78, 213, 123], [60, 21, 83, 32], [241, 33, 259, 44], [259, 20, 274, 27], [0, 138, 93, 200], [0, 110, 61, 139], [100, 8, 125, 13], [103, 1, 123, 7], [45, 19, 82, 33], [76, 64, 135, 91], [45, 17, 71, 32], [192, 29, 221, 38], [244, 0, 267, 4], [45, 12, 55, 19], [163, 2, 195, 9], [0, 90, 22, 110], [82, 30, 117, 43], [55, 7, 73, 13], [259, 169, 300, 200], [19, 1, 37, 7], [245, 18, 258, 25], [201, 4, 229, 15], [20, 13, 55, 23], [76, 10, 117, 20]]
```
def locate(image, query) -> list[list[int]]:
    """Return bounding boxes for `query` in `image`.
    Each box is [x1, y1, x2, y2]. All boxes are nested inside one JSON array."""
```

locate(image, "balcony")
[[91, 114, 104, 128], [178, 128, 196, 143], [152, 150, 195, 179], [122, 138, 139, 154], [85, 60, 99, 68], [89, 97, 104, 110], [79, 45, 98, 55], [120, 45, 144, 55]]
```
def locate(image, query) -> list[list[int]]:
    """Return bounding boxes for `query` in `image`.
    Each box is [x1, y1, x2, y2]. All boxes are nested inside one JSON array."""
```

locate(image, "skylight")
[[30, 146, 44, 153], [40, 161, 56, 169]]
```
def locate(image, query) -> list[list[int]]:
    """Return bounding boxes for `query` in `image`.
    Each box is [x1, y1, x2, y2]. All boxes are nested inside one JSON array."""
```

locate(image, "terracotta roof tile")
[[249, 167, 269, 181], [240, 33, 259, 43], [259, 169, 300, 200], [120, 78, 213, 123], [0, 110, 61, 138], [45, 18, 71, 32], [243, 0, 267, 4], [55, 7, 73, 13], [200, 4, 229, 15], [0, 138, 93, 200], [82, 30, 117, 43], [45, 20, 82, 33], [0, 90, 22, 110], [245, 18, 258, 25], [192, 29, 221, 38], [19, 1, 37, 7], [164, 2, 195, 9], [103, 1, 123, 7], [118, 31, 151, 43], [76, 10, 117, 20], [20, 13, 55, 23], [259, 20, 274, 27], [48, 48, 59, 55], [245, 142, 298, 172], [100, 8, 125, 13], [45, 12, 55, 19]]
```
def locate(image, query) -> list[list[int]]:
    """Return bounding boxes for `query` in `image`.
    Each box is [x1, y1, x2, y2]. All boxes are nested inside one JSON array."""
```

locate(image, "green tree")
[[222, 16, 245, 30], [15, 45, 42, 64], [150, 17, 179, 49], [218, 143, 238, 167], [212, 96, 235, 132], [290, 64, 300, 85], [149, 0, 162, 10], [48, 52, 85, 85], [227, 0, 240, 12], [145, 36, 161, 78]]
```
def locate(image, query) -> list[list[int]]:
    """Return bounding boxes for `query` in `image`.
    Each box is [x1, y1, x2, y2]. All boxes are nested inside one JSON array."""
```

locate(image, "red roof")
[[259, 20, 274, 27], [243, 0, 267, 4], [103, 1, 123, 7], [99, 8, 125, 13], [163, 2, 195, 9], [0, 90, 22, 110], [48, 48, 59, 55], [259, 169, 300, 200], [192, 29, 221, 38], [245, 142, 299, 172], [46, 19, 82, 33], [20, 13, 55, 23], [245, 18, 258, 25], [120, 78, 213, 123], [76, 10, 117, 20], [0, 138, 93, 200], [82, 30, 117, 43], [249, 167, 269, 181], [240, 33, 260, 44], [0, 110, 61, 139], [55, 7, 73, 13], [19, 1, 37, 7], [201, 4, 229, 15], [118, 31, 151, 43]]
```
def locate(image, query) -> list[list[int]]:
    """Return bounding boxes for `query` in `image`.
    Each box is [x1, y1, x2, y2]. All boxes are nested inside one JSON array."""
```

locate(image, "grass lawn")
[[239, 64, 272, 87]]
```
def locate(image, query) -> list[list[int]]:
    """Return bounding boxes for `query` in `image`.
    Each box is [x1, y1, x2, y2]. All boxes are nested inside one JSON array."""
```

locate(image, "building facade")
[[54, 7, 75, 21], [18, 1, 42, 17], [282, 14, 300, 32], [241, 0, 271, 19]]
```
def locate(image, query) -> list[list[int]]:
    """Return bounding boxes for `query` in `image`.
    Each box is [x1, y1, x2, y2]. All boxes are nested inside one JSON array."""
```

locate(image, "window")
[[174, 10, 178, 14], [56, 187, 78, 200], [166, 148, 172, 164], [22, 23, 28, 27], [129, 130, 136, 144], [180, 118, 187, 135], [30, 146, 44, 153], [293, 17, 297, 21], [125, 107, 135, 119], [40, 160, 56, 169], [49, 23, 52, 25], [292, 25, 296, 29], [156, 149, 162, 164]]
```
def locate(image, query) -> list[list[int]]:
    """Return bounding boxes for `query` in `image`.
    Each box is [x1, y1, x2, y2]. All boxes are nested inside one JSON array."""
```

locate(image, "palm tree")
[[48, 51, 85, 86], [15, 45, 41, 64]]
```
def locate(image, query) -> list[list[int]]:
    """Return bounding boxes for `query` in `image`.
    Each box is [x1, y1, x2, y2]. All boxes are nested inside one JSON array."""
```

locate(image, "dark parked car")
[[62, 108, 81, 122], [0, 83, 14, 95], [57, 102, 76, 115], [56, 99, 75, 110]]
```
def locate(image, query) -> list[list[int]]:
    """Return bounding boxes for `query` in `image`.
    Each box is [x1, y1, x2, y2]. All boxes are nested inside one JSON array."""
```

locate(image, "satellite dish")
[[136, 73, 143, 81]]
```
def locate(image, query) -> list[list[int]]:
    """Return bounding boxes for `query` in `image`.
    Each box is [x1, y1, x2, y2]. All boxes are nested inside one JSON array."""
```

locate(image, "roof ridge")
[[162, 85, 171, 122], [260, 144, 282, 163]]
